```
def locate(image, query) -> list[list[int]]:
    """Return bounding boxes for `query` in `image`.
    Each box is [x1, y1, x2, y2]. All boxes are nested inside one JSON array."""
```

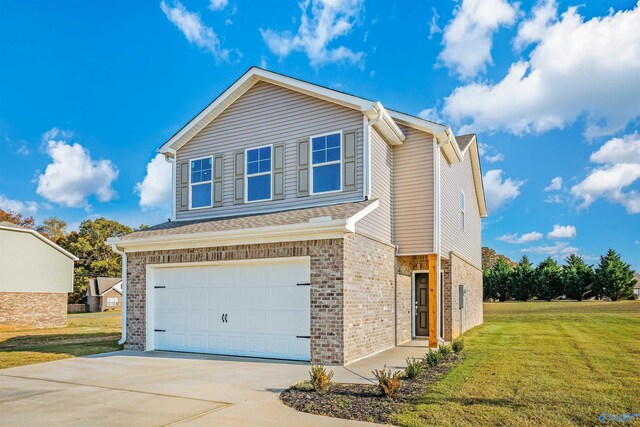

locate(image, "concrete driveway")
[[0, 343, 428, 426]]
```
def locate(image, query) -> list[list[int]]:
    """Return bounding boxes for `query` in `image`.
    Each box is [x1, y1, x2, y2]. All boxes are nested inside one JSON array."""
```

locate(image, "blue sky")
[[0, 0, 638, 269]]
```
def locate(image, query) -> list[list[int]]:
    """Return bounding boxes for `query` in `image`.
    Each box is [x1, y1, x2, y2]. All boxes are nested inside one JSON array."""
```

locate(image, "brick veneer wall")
[[396, 255, 431, 344], [100, 288, 122, 311], [0, 292, 67, 328], [124, 239, 346, 364], [442, 252, 483, 340], [342, 234, 396, 364]]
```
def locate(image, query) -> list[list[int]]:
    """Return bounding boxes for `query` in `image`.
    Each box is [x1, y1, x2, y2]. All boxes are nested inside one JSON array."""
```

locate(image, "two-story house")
[[107, 67, 487, 366]]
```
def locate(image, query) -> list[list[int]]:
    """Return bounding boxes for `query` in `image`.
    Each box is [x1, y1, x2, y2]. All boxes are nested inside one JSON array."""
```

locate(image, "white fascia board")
[[387, 110, 449, 135], [0, 226, 79, 261], [345, 199, 379, 231], [435, 128, 463, 164], [468, 140, 488, 218], [363, 103, 406, 145]]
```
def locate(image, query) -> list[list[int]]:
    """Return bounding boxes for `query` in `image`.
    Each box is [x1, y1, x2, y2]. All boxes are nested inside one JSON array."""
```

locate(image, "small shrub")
[[404, 357, 425, 379], [372, 365, 402, 398], [309, 364, 334, 393], [452, 338, 465, 353], [424, 349, 443, 368], [438, 344, 454, 359]]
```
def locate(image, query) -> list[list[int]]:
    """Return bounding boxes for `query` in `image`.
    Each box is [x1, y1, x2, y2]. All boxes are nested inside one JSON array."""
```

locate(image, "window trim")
[[189, 155, 214, 210], [244, 144, 273, 203], [309, 130, 343, 196], [460, 190, 466, 231]]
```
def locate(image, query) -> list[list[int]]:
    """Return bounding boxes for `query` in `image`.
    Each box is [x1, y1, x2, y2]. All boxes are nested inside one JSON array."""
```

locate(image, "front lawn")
[[395, 301, 640, 426], [0, 311, 122, 370]]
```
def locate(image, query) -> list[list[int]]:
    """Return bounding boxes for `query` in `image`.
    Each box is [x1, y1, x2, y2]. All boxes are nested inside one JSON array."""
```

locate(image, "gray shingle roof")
[[90, 277, 122, 296], [0, 221, 30, 230], [119, 199, 377, 241], [455, 134, 476, 153]]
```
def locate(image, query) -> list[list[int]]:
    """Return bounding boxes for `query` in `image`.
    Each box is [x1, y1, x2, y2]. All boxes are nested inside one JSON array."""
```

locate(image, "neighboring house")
[[107, 68, 487, 365], [634, 273, 640, 299], [0, 221, 77, 328], [87, 277, 122, 312]]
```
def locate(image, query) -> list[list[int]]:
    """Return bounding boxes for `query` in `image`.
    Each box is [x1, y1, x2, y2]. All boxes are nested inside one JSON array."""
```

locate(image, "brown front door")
[[415, 273, 429, 336]]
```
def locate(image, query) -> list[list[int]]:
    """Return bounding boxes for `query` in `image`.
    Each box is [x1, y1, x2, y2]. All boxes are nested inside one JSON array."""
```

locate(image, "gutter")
[[163, 152, 176, 221], [110, 243, 127, 346], [434, 134, 450, 343]]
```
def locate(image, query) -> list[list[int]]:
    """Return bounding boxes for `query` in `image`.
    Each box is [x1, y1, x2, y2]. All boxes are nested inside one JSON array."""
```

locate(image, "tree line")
[[1, 209, 143, 304], [482, 248, 638, 302]]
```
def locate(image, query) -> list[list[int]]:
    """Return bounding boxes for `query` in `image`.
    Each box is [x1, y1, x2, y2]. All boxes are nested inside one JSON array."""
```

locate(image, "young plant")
[[309, 364, 334, 394], [452, 338, 465, 353], [372, 365, 402, 398], [404, 357, 425, 379], [438, 344, 454, 359], [424, 349, 443, 368]]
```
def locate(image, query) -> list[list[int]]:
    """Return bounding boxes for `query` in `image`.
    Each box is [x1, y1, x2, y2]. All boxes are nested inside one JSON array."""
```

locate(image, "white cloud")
[[547, 224, 576, 239], [17, 142, 29, 155], [485, 153, 505, 163], [36, 132, 118, 208], [478, 142, 505, 163], [42, 127, 73, 142], [428, 7, 442, 40], [544, 176, 563, 191], [442, 3, 640, 138], [208, 0, 228, 10], [439, 0, 517, 79], [160, 0, 238, 62], [571, 133, 640, 214], [0, 194, 38, 214], [498, 231, 543, 244], [483, 169, 524, 213], [514, 0, 557, 49], [135, 154, 172, 210], [260, 0, 365, 67], [522, 241, 579, 258]]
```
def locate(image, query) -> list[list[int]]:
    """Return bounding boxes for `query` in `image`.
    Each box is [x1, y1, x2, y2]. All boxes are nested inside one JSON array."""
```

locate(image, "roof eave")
[[0, 225, 79, 261]]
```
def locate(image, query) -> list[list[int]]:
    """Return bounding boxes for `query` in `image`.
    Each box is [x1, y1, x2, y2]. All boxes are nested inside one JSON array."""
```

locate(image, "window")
[[460, 191, 466, 231], [106, 297, 118, 307], [311, 132, 341, 194], [246, 145, 272, 202], [190, 157, 212, 209]]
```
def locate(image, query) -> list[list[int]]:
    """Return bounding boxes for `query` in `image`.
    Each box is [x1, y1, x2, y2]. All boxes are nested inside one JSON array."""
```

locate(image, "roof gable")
[[0, 222, 78, 260]]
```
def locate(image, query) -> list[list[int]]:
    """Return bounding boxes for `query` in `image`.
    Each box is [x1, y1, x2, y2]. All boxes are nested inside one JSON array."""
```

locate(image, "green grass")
[[0, 311, 123, 369], [394, 301, 640, 427]]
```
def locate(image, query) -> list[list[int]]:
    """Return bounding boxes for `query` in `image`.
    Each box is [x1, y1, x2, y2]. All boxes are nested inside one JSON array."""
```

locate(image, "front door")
[[415, 273, 429, 336]]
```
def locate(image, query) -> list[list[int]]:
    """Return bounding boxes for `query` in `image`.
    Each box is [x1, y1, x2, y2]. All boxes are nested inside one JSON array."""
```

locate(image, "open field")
[[395, 301, 640, 426], [0, 311, 122, 369]]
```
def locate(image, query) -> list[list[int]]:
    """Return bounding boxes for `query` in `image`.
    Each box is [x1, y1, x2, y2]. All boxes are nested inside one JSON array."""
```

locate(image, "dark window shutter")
[[213, 154, 223, 207], [343, 130, 357, 192], [234, 150, 244, 204], [179, 161, 189, 211], [297, 139, 309, 197], [273, 144, 285, 200]]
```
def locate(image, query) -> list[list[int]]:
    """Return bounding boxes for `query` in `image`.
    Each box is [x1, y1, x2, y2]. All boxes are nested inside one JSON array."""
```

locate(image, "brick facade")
[[0, 292, 67, 328], [442, 252, 483, 340]]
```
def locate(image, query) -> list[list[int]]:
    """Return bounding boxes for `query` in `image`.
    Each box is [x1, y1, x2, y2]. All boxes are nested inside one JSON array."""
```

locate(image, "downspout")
[[363, 108, 383, 200], [111, 243, 127, 346], [164, 152, 176, 221]]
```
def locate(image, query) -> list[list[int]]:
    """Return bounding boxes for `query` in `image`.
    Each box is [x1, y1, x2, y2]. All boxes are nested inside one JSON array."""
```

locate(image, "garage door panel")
[[152, 258, 310, 361]]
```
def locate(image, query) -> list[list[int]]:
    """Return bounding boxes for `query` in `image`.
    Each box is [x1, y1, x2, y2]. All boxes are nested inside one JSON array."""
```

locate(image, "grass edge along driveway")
[[394, 301, 640, 427]]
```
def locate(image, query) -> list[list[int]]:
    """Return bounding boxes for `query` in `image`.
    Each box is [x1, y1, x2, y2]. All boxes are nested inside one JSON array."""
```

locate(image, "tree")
[[0, 209, 35, 228], [488, 258, 514, 302], [512, 255, 535, 301], [58, 218, 133, 304], [535, 258, 563, 301], [483, 268, 496, 301], [594, 249, 636, 301], [482, 246, 515, 270], [35, 217, 67, 243], [562, 254, 594, 301]]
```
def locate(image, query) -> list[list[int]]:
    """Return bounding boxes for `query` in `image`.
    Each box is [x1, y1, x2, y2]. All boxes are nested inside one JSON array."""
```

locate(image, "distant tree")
[[483, 268, 496, 301], [58, 218, 133, 304], [562, 254, 594, 301], [512, 255, 535, 301], [482, 247, 515, 270], [136, 224, 151, 231], [595, 249, 636, 301], [0, 209, 35, 228], [488, 258, 514, 302], [535, 258, 563, 301], [35, 217, 68, 243]]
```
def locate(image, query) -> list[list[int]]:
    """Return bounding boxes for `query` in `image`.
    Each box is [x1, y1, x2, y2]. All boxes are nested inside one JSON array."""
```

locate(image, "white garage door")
[[151, 258, 311, 361]]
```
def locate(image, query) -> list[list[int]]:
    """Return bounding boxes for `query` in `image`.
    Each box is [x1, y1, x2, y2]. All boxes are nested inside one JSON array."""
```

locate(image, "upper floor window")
[[460, 190, 466, 231], [311, 132, 341, 194], [246, 145, 272, 202], [190, 157, 212, 209]]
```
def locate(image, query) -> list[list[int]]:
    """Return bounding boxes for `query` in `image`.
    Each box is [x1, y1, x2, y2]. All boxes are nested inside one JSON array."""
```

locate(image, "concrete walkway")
[[0, 342, 431, 426]]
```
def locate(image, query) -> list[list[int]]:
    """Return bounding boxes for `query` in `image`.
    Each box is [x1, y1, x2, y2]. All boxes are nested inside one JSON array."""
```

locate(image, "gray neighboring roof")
[[0, 221, 30, 230], [455, 134, 476, 153], [119, 199, 377, 241], [89, 277, 123, 296]]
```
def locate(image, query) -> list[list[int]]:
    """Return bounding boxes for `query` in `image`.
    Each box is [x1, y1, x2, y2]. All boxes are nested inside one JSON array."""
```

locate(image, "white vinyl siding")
[[391, 125, 435, 255], [356, 127, 393, 243], [175, 81, 364, 220], [440, 150, 482, 267]]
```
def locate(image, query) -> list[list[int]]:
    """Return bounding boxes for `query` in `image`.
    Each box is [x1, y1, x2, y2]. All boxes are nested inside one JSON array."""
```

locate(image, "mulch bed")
[[280, 353, 463, 425]]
